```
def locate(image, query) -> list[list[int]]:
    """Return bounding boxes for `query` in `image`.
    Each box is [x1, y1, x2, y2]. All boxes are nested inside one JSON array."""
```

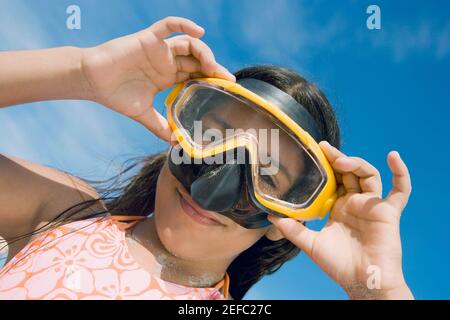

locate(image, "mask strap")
[[237, 78, 322, 142]]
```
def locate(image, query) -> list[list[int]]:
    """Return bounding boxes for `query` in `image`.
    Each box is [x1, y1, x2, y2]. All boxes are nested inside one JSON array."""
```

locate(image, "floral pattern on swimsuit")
[[0, 217, 227, 300]]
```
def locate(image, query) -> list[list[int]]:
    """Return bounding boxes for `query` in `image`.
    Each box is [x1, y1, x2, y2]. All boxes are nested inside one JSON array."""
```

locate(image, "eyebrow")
[[206, 112, 293, 184]]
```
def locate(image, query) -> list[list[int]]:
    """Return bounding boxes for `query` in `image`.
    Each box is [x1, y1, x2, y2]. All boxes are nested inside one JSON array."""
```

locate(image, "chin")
[[153, 167, 211, 260], [154, 191, 225, 260]]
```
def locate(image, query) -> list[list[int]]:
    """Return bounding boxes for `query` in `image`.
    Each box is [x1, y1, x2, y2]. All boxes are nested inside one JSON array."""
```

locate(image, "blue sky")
[[0, 0, 449, 299]]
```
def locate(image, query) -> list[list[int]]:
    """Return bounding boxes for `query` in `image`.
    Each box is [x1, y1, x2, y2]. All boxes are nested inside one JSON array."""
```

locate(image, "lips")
[[177, 188, 227, 227]]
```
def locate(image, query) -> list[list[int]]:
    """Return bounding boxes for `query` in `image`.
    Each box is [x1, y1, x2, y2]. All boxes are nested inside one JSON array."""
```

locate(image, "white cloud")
[[174, 0, 224, 33], [235, 0, 449, 64], [0, 0, 48, 49], [370, 21, 450, 63], [436, 24, 450, 59], [238, 0, 306, 63], [235, 0, 350, 66]]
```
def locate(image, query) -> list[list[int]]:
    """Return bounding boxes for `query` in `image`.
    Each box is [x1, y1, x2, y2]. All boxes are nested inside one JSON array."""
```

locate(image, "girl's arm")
[[0, 152, 108, 266], [0, 17, 234, 140], [0, 47, 91, 107], [0, 47, 95, 243], [0, 16, 233, 251]]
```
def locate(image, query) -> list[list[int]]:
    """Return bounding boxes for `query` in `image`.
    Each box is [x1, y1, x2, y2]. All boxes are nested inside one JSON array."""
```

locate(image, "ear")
[[265, 223, 285, 241]]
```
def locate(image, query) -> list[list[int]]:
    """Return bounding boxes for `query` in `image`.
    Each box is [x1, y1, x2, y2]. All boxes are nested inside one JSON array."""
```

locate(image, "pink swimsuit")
[[0, 216, 229, 300]]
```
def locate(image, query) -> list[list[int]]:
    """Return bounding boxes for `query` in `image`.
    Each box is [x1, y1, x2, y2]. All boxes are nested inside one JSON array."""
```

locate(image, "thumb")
[[131, 107, 172, 142], [268, 216, 318, 257]]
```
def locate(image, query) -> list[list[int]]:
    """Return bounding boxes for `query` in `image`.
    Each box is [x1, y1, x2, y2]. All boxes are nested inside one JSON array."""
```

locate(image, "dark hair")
[[1, 65, 340, 300]]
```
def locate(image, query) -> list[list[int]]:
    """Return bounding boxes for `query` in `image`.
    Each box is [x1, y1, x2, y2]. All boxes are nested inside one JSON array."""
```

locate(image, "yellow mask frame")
[[164, 78, 337, 221]]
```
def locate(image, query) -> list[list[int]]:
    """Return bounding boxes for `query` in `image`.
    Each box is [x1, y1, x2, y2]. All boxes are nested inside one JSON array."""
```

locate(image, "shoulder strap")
[[213, 272, 230, 299], [110, 215, 146, 231]]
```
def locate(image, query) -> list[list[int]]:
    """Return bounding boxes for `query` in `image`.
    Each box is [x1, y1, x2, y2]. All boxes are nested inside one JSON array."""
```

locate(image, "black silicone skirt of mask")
[[190, 159, 243, 212], [167, 146, 271, 229]]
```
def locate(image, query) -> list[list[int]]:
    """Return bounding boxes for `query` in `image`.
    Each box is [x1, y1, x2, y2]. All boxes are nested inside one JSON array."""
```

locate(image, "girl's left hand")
[[268, 141, 414, 299]]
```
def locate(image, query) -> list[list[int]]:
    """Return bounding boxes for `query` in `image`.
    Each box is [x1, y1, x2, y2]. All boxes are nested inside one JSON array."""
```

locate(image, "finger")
[[166, 35, 195, 56], [169, 131, 180, 146], [335, 172, 343, 184], [319, 141, 362, 193], [189, 72, 204, 79], [344, 192, 383, 220], [341, 172, 362, 193], [175, 55, 201, 73], [267, 216, 318, 257], [149, 16, 204, 40], [168, 35, 235, 81], [333, 157, 382, 196], [188, 38, 235, 80], [386, 151, 412, 211], [176, 71, 212, 82], [212, 62, 236, 82], [175, 71, 192, 83], [131, 107, 172, 142], [337, 184, 346, 197], [319, 140, 345, 164]]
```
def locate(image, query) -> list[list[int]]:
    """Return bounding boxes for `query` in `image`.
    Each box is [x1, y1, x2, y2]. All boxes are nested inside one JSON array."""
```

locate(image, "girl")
[[0, 17, 413, 300]]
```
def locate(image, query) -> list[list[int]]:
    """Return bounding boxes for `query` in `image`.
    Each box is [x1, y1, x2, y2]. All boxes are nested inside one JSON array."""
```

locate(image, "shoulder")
[[0, 153, 108, 265], [3, 154, 99, 197], [1, 153, 106, 226]]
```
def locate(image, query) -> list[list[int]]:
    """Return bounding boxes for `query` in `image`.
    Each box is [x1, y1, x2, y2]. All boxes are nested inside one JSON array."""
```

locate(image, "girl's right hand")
[[80, 16, 235, 141]]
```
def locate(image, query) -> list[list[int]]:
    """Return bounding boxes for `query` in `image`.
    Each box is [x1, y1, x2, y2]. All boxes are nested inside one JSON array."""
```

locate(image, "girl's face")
[[154, 161, 284, 262]]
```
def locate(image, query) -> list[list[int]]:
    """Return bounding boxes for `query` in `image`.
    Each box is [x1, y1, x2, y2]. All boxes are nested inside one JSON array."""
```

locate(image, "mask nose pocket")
[[168, 146, 196, 192], [190, 160, 243, 212]]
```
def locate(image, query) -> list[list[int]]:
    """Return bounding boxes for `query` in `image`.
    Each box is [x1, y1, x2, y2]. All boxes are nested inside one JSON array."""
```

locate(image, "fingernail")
[[392, 151, 401, 159], [216, 65, 235, 81], [329, 143, 339, 150], [213, 71, 234, 81]]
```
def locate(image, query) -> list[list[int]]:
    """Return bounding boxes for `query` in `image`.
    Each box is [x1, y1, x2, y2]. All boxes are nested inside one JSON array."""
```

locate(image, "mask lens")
[[173, 83, 326, 209]]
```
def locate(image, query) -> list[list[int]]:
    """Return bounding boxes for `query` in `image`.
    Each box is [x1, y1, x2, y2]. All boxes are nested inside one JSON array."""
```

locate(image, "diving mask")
[[165, 78, 337, 228]]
